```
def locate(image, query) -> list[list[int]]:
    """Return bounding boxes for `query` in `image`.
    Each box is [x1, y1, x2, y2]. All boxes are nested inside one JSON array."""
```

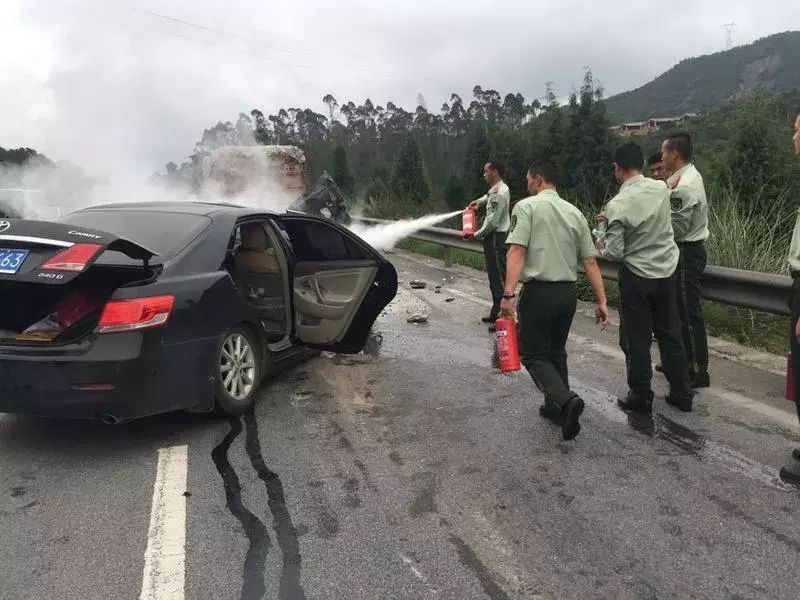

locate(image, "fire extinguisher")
[[495, 316, 521, 372], [462, 207, 477, 238]]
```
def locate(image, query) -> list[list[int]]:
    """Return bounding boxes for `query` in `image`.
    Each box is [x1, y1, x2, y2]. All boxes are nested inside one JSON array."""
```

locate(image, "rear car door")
[[275, 214, 397, 353]]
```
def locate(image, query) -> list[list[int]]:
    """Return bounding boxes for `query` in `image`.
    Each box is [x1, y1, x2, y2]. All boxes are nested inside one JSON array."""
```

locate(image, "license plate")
[[0, 249, 30, 274]]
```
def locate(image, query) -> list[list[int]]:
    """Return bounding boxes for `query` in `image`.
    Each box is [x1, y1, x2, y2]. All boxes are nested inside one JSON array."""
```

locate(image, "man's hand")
[[595, 301, 610, 329], [795, 317, 800, 342], [468, 200, 479, 210], [499, 296, 516, 318], [595, 235, 605, 252]]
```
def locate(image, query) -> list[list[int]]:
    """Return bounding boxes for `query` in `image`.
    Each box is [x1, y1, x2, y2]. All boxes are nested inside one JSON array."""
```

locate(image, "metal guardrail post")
[[443, 246, 455, 268], [351, 216, 793, 316]]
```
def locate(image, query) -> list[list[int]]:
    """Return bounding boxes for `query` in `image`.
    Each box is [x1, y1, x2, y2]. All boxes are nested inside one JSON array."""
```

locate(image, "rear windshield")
[[61, 210, 211, 258]]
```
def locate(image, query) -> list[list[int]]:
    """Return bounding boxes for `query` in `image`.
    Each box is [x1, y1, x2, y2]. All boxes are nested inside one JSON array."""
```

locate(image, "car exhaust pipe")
[[98, 413, 120, 426]]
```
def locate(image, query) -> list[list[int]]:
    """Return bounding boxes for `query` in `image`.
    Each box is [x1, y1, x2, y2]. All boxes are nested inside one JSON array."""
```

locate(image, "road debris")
[[409, 280, 427, 289], [407, 310, 429, 324], [445, 297, 455, 303]]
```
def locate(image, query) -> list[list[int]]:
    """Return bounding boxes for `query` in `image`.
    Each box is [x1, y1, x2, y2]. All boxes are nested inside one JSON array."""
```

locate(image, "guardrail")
[[354, 216, 793, 316]]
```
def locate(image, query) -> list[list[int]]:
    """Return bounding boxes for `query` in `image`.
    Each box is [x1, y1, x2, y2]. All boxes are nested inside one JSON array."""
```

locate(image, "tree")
[[463, 120, 491, 198], [444, 173, 466, 210], [391, 136, 430, 203], [331, 145, 355, 195], [728, 97, 790, 202]]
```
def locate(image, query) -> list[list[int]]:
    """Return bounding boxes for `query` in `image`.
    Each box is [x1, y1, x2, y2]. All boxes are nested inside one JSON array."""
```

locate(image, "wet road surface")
[[1, 250, 800, 600]]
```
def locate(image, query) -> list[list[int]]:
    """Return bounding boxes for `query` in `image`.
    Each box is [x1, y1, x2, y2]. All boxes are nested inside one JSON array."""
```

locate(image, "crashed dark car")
[[0, 202, 397, 422]]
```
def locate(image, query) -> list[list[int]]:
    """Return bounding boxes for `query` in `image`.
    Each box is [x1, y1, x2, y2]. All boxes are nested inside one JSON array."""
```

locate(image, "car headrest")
[[241, 223, 268, 250]]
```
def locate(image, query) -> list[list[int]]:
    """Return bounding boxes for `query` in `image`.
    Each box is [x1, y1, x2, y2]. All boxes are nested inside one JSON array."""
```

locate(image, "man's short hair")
[[664, 132, 693, 161], [528, 161, 559, 185], [487, 160, 506, 178], [613, 142, 645, 171], [647, 152, 663, 166]]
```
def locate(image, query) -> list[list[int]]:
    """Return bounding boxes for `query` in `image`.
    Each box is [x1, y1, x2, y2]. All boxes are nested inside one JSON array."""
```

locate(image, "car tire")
[[214, 325, 262, 416]]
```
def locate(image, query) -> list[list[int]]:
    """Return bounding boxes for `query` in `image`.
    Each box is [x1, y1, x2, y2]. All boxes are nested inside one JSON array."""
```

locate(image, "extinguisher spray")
[[462, 207, 477, 238], [495, 316, 521, 372]]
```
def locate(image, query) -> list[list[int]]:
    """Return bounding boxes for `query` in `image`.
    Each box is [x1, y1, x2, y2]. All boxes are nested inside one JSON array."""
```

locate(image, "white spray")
[[349, 210, 462, 251]]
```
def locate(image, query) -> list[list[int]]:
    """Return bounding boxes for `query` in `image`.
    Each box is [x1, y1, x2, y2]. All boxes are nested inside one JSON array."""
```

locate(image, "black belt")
[[676, 240, 705, 247]]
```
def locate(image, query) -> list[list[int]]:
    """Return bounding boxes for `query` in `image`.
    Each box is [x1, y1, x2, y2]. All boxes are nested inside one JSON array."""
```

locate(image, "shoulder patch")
[[510, 215, 517, 233], [670, 194, 683, 211]]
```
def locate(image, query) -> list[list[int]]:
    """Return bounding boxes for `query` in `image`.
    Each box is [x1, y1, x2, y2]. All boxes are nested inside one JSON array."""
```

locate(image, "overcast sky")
[[2, 0, 799, 181]]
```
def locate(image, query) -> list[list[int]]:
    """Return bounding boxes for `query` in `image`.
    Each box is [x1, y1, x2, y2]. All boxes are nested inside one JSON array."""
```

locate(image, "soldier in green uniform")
[[500, 161, 609, 440], [647, 152, 668, 182], [597, 142, 695, 413], [468, 161, 511, 332], [658, 133, 710, 388], [780, 112, 800, 485]]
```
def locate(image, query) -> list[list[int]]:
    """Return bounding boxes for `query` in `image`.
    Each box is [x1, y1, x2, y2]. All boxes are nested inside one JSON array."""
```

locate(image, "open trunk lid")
[[0, 218, 158, 285]]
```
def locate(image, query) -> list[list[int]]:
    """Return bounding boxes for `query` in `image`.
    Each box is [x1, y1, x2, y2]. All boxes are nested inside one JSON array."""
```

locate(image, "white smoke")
[[349, 210, 461, 251]]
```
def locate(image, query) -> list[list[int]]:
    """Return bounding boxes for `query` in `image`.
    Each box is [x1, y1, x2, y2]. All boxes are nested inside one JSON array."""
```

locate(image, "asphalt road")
[[2, 250, 800, 600]]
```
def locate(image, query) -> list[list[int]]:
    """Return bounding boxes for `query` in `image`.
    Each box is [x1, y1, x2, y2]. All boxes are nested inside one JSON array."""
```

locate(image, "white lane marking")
[[399, 553, 438, 594], [140, 445, 188, 600]]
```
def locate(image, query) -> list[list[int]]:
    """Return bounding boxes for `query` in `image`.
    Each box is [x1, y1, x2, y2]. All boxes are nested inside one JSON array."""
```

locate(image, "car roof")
[[76, 200, 278, 217]]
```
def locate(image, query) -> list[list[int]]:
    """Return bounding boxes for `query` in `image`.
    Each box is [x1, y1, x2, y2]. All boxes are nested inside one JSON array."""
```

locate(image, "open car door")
[[276, 215, 397, 354]]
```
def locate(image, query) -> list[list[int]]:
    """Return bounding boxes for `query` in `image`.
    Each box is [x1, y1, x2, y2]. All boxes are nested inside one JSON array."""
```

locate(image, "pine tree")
[[391, 136, 431, 203]]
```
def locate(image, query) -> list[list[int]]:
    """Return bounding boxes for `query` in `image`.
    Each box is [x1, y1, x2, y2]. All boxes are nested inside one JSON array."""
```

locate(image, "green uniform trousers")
[[619, 266, 694, 402], [676, 241, 709, 377], [518, 280, 579, 410], [482, 231, 508, 319], [790, 275, 800, 423]]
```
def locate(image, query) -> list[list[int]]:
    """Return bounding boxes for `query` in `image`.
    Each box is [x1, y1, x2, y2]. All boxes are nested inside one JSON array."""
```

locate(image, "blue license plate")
[[0, 249, 30, 274]]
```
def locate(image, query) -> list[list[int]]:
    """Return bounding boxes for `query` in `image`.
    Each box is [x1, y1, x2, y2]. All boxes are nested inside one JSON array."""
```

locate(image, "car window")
[[60, 210, 211, 258], [281, 218, 374, 262]]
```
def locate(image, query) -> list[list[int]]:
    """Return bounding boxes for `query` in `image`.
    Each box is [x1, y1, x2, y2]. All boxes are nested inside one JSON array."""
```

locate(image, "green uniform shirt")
[[474, 181, 511, 240], [506, 188, 596, 282], [668, 163, 709, 243], [601, 174, 679, 279], [788, 209, 800, 274]]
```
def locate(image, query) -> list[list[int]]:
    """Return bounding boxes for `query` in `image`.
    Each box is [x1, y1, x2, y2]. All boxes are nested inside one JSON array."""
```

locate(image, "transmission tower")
[[544, 81, 556, 105], [723, 22, 736, 50]]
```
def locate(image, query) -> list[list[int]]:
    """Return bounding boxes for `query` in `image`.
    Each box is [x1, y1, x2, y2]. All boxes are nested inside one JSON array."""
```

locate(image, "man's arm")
[[468, 194, 489, 210], [474, 190, 505, 240], [670, 188, 696, 241], [582, 256, 610, 327], [499, 244, 526, 316], [599, 217, 625, 261]]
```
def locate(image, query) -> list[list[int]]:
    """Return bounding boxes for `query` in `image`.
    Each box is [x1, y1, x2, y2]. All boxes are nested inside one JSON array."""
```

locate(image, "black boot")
[[792, 448, 800, 461], [666, 393, 693, 413], [561, 396, 585, 441], [780, 461, 800, 485], [691, 371, 711, 389], [538, 404, 561, 424], [617, 393, 653, 414]]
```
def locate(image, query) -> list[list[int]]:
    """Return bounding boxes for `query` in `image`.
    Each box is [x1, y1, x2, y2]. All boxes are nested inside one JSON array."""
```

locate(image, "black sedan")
[[0, 202, 397, 422]]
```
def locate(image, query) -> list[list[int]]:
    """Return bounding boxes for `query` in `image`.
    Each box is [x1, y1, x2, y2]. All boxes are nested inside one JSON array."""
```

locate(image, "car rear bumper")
[[0, 332, 219, 421]]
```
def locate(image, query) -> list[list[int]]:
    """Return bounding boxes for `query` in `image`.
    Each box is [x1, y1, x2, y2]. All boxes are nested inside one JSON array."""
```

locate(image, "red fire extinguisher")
[[462, 207, 477, 238], [495, 316, 521, 372]]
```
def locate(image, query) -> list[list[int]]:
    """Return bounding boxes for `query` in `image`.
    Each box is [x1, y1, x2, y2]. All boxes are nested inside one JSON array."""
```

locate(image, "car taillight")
[[39, 243, 103, 272], [98, 295, 175, 334]]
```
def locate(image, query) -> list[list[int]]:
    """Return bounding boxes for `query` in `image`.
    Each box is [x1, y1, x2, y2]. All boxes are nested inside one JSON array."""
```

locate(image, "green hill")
[[606, 31, 800, 122]]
